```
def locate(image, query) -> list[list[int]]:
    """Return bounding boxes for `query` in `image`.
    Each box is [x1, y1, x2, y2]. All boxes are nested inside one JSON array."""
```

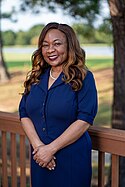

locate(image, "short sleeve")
[[77, 71, 98, 125], [19, 93, 29, 119]]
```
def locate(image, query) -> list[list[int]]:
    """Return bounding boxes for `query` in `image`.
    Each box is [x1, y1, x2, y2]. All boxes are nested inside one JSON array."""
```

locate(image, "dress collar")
[[37, 68, 65, 92]]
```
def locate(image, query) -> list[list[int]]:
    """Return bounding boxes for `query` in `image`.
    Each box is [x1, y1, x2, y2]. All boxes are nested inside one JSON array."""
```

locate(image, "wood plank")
[[89, 126, 125, 156], [2, 131, 8, 187], [111, 154, 119, 187], [98, 151, 105, 187], [89, 126, 125, 141], [0, 120, 25, 135], [11, 133, 17, 187], [20, 135, 26, 187]]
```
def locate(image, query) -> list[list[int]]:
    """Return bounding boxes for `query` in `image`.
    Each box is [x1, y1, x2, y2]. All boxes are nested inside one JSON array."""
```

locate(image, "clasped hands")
[[33, 144, 56, 171]]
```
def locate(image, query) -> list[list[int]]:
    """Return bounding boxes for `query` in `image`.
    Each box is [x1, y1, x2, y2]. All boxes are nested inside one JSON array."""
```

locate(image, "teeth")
[[49, 56, 57, 60]]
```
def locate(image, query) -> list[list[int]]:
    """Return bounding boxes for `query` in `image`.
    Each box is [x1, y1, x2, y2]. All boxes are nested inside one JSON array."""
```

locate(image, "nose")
[[47, 44, 55, 53]]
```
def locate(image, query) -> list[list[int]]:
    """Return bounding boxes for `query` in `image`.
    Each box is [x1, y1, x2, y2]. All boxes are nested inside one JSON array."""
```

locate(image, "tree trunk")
[[0, 39, 10, 82], [106, 0, 125, 186], [0, 0, 10, 82]]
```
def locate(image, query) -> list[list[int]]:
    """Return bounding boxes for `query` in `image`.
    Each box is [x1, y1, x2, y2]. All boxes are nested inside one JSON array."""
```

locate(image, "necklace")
[[50, 69, 58, 80]]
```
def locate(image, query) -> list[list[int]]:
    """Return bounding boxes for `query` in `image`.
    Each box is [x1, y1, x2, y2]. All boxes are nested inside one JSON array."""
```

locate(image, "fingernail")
[[49, 168, 52, 170], [52, 167, 55, 170]]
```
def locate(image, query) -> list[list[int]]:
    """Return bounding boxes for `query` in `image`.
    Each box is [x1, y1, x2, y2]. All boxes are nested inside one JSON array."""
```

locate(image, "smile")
[[48, 55, 58, 61]]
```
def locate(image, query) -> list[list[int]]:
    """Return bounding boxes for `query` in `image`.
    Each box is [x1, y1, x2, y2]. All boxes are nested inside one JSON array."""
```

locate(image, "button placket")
[[42, 127, 46, 131], [41, 96, 47, 133]]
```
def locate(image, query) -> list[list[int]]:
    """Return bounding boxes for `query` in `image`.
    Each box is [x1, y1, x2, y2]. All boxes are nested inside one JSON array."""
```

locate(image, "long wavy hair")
[[24, 22, 87, 94]]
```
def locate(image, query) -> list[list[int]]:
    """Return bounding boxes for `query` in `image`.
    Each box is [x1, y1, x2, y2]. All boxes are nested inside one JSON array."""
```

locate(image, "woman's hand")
[[46, 157, 56, 170], [33, 144, 56, 170]]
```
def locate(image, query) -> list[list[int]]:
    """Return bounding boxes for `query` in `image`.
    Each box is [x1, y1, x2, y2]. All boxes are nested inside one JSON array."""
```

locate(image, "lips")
[[48, 55, 58, 61]]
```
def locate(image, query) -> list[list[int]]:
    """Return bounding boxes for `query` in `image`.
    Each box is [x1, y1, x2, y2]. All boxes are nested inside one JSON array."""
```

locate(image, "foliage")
[[2, 30, 16, 45], [2, 22, 112, 46], [15, 31, 31, 45], [72, 23, 95, 43], [30, 35, 39, 45], [20, 0, 101, 25], [2, 0, 112, 46], [27, 24, 44, 38], [95, 19, 113, 44]]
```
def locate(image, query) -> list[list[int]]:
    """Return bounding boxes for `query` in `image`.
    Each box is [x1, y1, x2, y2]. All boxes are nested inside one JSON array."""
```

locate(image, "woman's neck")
[[51, 66, 62, 73]]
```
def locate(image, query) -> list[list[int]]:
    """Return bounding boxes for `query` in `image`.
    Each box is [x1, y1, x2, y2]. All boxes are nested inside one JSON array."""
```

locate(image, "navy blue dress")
[[19, 68, 98, 187]]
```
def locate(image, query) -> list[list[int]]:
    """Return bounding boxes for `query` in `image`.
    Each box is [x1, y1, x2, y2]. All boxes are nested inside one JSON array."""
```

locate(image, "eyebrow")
[[43, 39, 64, 43]]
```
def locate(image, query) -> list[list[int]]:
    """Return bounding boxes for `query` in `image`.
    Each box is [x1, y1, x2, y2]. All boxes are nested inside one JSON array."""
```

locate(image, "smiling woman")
[[19, 22, 98, 187]]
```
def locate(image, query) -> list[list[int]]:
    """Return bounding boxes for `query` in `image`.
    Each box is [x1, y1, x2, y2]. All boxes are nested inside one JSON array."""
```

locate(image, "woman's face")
[[42, 29, 68, 67]]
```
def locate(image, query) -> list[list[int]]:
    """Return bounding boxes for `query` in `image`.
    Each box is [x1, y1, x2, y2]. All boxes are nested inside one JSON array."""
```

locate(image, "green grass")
[[4, 52, 113, 71], [6, 60, 31, 69], [5, 58, 113, 71], [4, 53, 32, 69], [86, 58, 113, 70]]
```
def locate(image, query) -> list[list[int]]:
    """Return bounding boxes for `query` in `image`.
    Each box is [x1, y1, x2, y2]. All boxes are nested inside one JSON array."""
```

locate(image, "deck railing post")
[[1, 131, 8, 187], [98, 151, 105, 187], [11, 133, 17, 187], [111, 154, 119, 187]]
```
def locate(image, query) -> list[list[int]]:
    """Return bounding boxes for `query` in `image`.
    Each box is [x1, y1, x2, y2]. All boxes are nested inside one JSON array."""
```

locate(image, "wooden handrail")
[[1, 111, 125, 187], [89, 126, 125, 156]]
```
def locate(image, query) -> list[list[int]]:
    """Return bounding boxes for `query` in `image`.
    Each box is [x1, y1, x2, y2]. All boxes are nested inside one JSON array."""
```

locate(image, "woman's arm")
[[21, 117, 56, 170], [49, 119, 90, 153], [34, 120, 89, 164], [21, 117, 44, 149]]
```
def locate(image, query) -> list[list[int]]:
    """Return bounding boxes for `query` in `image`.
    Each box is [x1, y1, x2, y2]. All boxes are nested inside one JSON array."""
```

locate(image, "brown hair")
[[24, 22, 87, 94]]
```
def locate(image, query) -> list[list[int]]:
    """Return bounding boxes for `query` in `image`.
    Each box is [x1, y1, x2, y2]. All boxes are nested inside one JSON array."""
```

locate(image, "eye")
[[42, 43, 49, 48], [54, 42, 62, 47]]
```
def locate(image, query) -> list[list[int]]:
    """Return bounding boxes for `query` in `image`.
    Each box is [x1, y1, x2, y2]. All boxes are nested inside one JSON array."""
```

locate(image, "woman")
[[19, 22, 98, 187]]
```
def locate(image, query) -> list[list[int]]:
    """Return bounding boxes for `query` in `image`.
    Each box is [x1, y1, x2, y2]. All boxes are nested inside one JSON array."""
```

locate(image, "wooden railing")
[[0, 111, 125, 187], [0, 112, 29, 187]]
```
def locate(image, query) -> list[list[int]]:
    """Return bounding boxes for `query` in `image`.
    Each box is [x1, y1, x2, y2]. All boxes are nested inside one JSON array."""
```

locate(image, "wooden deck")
[[1, 111, 125, 187]]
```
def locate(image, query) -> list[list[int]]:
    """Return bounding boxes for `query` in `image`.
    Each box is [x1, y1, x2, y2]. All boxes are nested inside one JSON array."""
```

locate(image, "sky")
[[1, 0, 76, 31], [1, 0, 110, 32]]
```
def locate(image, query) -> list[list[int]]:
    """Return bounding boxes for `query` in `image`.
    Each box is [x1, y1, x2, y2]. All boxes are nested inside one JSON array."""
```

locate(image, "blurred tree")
[[1, 23, 112, 46], [72, 23, 95, 43], [20, 0, 100, 25], [0, 0, 12, 82], [27, 24, 44, 45], [30, 35, 39, 45], [95, 18, 113, 44], [15, 30, 31, 45], [28, 24, 44, 39], [2, 30, 16, 45]]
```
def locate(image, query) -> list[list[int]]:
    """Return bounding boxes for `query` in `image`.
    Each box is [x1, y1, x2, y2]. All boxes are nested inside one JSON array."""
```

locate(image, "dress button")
[[42, 127, 46, 131]]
